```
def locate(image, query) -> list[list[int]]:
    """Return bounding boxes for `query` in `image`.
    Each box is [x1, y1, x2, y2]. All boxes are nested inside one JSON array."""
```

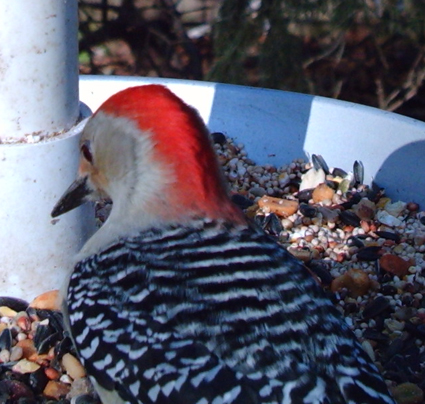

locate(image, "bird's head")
[[52, 85, 245, 228]]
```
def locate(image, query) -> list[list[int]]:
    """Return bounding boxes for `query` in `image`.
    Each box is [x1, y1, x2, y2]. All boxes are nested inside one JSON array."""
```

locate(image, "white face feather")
[[84, 111, 172, 204], [77, 111, 175, 259]]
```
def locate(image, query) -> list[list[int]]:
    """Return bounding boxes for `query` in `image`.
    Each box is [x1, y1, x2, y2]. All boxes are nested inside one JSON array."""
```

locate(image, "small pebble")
[[407, 202, 420, 212], [312, 183, 335, 203], [376, 210, 403, 227], [299, 168, 326, 191], [67, 377, 98, 400], [60, 374, 74, 384], [0, 379, 35, 401], [384, 319, 404, 332], [16, 332, 27, 341], [71, 394, 99, 404], [62, 353, 87, 380], [43, 380, 71, 400], [361, 340, 375, 361], [12, 358, 41, 374], [380, 254, 413, 278], [10, 346, 23, 362], [353, 198, 376, 220], [0, 306, 17, 317], [331, 268, 372, 297], [362, 296, 390, 319], [385, 201, 406, 217], [391, 382, 423, 404], [0, 348, 10, 363], [394, 307, 417, 321], [281, 218, 293, 230], [45, 367, 61, 380], [258, 195, 299, 217], [16, 338, 37, 359], [250, 187, 267, 198]]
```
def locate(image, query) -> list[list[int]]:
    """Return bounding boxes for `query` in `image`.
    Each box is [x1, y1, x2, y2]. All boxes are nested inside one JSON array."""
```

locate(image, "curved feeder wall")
[[80, 76, 425, 209], [4, 72, 421, 301]]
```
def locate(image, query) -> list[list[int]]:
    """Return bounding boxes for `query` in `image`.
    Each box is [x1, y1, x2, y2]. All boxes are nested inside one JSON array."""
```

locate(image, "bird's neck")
[[76, 201, 244, 262]]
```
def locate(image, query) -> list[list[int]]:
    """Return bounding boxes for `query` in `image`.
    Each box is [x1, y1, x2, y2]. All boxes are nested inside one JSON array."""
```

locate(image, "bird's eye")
[[81, 142, 93, 164]]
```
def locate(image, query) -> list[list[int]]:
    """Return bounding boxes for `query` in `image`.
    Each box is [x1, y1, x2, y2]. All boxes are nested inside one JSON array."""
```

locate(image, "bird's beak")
[[51, 176, 92, 218]]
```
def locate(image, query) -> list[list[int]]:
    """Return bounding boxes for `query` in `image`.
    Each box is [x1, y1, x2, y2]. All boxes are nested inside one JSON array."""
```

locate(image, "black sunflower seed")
[[231, 194, 254, 209], [307, 261, 333, 285], [353, 160, 364, 185], [362, 296, 391, 319], [265, 213, 283, 236], [339, 210, 361, 227], [299, 203, 318, 218], [0, 297, 28, 312], [332, 167, 348, 178], [374, 231, 400, 242], [0, 328, 12, 351], [297, 188, 314, 203], [357, 246, 382, 261], [312, 154, 329, 174], [363, 328, 389, 342], [346, 236, 364, 248], [29, 367, 49, 395], [211, 132, 226, 145]]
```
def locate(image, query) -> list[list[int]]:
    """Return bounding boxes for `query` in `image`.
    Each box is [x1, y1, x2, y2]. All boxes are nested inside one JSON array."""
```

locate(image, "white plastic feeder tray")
[[3, 71, 424, 302], [80, 75, 425, 208]]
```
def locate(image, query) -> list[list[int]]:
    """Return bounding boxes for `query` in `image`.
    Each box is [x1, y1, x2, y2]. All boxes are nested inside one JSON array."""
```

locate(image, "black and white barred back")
[[67, 218, 395, 404]]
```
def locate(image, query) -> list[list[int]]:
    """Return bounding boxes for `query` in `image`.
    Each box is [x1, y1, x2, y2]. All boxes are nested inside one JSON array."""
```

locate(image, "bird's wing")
[[66, 220, 395, 404], [68, 293, 264, 403], [67, 229, 267, 403]]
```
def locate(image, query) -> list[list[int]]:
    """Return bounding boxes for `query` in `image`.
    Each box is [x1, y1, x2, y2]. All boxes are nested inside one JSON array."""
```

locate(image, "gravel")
[[216, 134, 425, 403], [1, 133, 424, 403]]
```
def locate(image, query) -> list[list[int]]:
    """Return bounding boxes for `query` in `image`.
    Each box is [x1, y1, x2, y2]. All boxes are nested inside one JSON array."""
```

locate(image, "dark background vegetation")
[[78, 0, 425, 121]]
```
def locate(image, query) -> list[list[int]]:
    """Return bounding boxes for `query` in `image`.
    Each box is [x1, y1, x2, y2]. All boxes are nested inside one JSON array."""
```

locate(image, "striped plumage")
[[51, 85, 396, 403], [67, 218, 394, 404]]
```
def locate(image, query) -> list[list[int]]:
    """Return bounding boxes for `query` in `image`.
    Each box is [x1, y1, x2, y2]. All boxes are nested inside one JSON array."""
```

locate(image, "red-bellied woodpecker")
[[51, 85, 396, 404]]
